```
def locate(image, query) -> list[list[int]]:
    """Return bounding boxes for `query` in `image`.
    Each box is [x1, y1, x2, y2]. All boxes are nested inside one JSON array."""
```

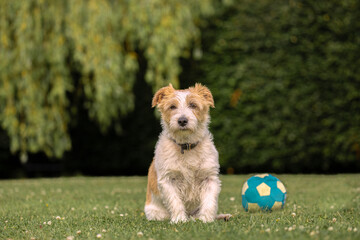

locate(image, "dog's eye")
[[189, 103, 197, 109], [169, 105, 177, 110]]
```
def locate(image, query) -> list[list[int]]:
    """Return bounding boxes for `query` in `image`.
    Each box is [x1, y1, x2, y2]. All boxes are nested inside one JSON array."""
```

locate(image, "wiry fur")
[[145, 83, 229, 223]]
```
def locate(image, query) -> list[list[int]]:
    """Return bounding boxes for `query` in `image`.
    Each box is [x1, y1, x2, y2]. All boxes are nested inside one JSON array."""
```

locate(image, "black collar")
[[171, 139, 199, 154]]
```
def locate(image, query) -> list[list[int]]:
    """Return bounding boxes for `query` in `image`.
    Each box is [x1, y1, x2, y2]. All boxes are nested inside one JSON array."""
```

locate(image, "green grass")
[[0, 175, 359, 240]]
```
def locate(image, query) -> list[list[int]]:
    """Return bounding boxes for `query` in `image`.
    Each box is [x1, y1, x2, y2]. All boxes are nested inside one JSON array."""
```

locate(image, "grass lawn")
[[0, 174, 359, 240]]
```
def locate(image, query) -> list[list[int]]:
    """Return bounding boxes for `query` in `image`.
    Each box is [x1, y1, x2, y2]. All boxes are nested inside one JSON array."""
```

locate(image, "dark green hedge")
[[199, 0, 360, 173]]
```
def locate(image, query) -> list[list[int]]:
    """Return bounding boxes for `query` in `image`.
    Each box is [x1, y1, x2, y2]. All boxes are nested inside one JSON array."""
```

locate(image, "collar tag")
[[171, 139, 199, 154]]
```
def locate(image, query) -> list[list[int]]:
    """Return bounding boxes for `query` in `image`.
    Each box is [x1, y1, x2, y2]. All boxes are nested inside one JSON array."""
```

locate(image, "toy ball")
[[242, 174, 287, 212]]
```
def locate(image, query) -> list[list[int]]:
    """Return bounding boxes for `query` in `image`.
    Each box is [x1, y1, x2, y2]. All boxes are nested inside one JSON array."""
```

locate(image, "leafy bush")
[[199, 0, 360, 172]]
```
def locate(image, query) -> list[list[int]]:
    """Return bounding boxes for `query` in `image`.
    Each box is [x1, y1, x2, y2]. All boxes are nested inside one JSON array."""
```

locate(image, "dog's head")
[[152, 83, 214, 142]]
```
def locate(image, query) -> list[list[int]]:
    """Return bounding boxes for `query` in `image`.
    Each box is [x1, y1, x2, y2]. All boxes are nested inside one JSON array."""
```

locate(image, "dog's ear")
[[193, 83, 215, 108], [152, 83, 175, 108]]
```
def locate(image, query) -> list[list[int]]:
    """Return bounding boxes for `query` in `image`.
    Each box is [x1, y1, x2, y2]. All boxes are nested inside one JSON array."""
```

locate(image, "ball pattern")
[[242, 174, 287, 211]]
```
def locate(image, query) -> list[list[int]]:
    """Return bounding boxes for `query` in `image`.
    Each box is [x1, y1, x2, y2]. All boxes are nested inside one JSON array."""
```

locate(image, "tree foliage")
[[0, 0, 215, 159], [199, 0, 360, 172]]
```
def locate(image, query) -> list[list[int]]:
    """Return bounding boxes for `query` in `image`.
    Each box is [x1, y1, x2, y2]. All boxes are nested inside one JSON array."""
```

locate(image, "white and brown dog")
[[145, 83, 229, 223]]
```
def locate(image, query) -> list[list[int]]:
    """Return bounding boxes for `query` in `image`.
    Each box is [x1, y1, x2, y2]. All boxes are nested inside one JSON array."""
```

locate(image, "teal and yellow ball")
[[242, 174, 287, 212]]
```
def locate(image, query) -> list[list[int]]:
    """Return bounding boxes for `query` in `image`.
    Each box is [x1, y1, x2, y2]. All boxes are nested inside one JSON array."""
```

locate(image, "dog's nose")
[[178, 116, 188, 127]]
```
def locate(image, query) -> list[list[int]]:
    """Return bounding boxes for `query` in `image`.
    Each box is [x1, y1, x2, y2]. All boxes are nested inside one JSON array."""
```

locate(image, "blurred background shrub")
[[198, 0, 360, 173], [0, 0, 359, 177]]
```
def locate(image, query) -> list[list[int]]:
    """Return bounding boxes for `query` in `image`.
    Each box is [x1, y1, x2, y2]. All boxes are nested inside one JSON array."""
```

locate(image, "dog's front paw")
[[170, 213, 188, 224], [198, 214, 215, 223]]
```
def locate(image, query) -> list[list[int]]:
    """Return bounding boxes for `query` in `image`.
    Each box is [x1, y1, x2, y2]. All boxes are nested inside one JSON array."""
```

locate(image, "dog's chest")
[[166, 153, 214, 202], [167, 154, 203, 179]]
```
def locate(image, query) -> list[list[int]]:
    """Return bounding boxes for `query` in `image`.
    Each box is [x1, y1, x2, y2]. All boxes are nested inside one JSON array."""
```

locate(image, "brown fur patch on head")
[[190, 83, 215, 108], [186, 94, 209, 122], [152, 84, 176, 108], [158, 97, 179, 124]]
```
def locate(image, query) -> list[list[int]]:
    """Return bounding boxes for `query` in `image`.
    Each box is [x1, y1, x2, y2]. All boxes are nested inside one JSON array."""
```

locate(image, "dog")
[[144, 83, 230, 223]]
